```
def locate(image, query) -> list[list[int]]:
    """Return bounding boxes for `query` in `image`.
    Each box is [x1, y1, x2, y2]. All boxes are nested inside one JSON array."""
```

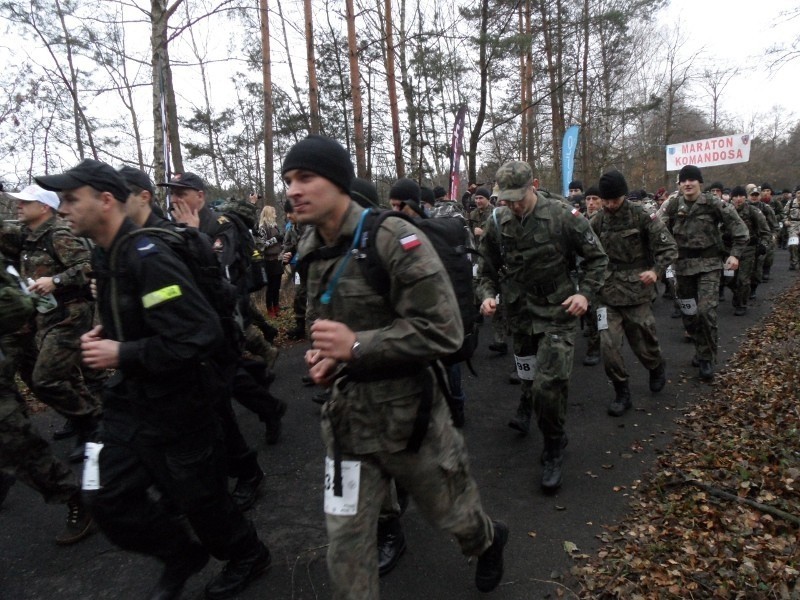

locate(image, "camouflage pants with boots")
[[676, 270, 720, 371], [599, 303, 664, 384]]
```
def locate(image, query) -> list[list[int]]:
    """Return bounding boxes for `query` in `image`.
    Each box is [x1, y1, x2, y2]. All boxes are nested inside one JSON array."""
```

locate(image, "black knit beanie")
[[598, 170, 628, 200], [281, 135, 354, 193], [568, 180, 583, 191], [584, 185, 601, 198], [433, 185, 447, 199], [420, 186, 435, 205], [474, 186, 492, 199], [678, 165, 703, 183], [709, 181, 724, 191], [730, 185, 747, 198], [390, 178, 425, 217], [760, 182, 772, 192], [350, 177, 380, 208]]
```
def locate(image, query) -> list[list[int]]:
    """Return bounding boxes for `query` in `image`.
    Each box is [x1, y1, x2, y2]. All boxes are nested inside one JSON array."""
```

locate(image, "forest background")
[[1, 0, 799, 212]]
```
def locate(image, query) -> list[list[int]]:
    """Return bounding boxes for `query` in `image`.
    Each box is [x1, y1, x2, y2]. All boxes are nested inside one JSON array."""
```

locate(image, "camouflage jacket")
[[784, 197, 800, 223], [589, 200, 678, 306], [725, 202, 771, 253], [299, 201, 462, 455], [755, 200, 779, 232], [430, 200, 466, 219], [477, 191, 608, 334], [662, 192, 749, 276], [0, 215, 91, 300], [468, 205, 493, 238]]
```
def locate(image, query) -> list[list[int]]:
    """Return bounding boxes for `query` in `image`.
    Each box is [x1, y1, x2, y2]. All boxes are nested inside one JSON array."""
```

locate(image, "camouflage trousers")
[[513, 321, 577, 440], [676, 270, 720, 363], [10, 301, 101, 421], [584, 305, 600, 358], [599, 302, 664, 383], [787, 222, 800, 268], [754, 236, 776, 282], [726, 247, 755, 308], [491, 300, 508, 344], [323, 400, 493, 600], [0, 336, 79, 504]]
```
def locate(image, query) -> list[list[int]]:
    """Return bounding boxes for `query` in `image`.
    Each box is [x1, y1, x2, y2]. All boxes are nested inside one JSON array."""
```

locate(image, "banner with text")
[[666, 133, 752, 171]]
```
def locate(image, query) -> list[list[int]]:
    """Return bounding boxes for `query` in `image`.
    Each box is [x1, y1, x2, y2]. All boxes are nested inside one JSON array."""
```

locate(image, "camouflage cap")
[[495, 161, 533, 201]]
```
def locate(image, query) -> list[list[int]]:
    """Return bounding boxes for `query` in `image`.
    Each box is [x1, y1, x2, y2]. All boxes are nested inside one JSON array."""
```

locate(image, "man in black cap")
[[287, 136, 507, 597], [40, 158, 271, 600], [660, 165, 748, 381], [589, 171, 677, 416]]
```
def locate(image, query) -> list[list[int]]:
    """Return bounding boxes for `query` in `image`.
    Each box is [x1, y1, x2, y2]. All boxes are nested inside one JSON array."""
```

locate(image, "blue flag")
[[561, 125, 580, 197]]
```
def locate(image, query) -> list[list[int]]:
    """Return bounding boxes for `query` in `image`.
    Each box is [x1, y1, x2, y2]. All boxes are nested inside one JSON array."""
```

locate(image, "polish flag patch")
[[400, 234, 421, 251], [571, 207, 581, 217]]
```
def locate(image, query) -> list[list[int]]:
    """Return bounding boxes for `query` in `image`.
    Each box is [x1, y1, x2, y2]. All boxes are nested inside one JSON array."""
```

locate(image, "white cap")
[[6, 184, 61, 211]]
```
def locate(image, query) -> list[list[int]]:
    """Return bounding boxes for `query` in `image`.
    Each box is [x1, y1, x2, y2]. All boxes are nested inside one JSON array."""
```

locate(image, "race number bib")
[[514, 355, 537, 381], [678, 298, 697, 316], [788, 236, 799, 247], [294, 271, 301, 285], [472, 263, 479, 277], [324, 457, 360, 516], [723, 269, 735, 277], [665, 265, 675, 279], [596, 307, 609, 331], [82, 442, 104, 491]]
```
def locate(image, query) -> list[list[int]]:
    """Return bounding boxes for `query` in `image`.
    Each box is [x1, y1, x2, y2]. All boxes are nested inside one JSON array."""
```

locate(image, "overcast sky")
[[660, 0, 799, 125]]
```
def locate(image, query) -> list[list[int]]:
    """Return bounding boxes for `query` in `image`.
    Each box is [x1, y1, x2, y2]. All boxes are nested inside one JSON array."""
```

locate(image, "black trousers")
[[84, 417, 258, 564]]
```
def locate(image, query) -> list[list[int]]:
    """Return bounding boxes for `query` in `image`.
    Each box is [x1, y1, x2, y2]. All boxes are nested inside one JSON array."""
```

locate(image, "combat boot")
[[507, 400, 532, 435], [377, 516, 406, 577], [205, 541, 271, 600], [698, 359, 714, 381], [648, 362, 666, 393], [541, 438, 565, 492], [608, 381, 631, 417], [55, 495, 93, 545], [286, 318, 306, 340], [148, 543, 209, 600], [475, 520, 508, 592]]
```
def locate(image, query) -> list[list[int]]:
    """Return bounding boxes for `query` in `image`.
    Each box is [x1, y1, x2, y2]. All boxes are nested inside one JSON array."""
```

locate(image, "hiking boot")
[[648, 362, 666, 393], [52, 418, 76, 441], [507, 402, 532, 436], [698, 359, 714, 381], [582, 353, 600, 366], [475, 521, 508, 592], [205, 542, 271, 600], [264, 401, 287, 445], [377, 517, 406, 577], [608, 381, 631, 417], [149, 543, 209, 600], [231, 469, 264, 512], [55, 497, 93, 545], [541, 439, 565, 492], [487, 342, 508, 355], [734, 306, 747, 316]]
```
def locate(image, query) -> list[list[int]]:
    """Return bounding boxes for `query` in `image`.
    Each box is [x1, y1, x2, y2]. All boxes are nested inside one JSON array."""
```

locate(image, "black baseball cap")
[[118, 165, 155, 196], [35, 158, 130, 203], [157, 172, 205, 191]]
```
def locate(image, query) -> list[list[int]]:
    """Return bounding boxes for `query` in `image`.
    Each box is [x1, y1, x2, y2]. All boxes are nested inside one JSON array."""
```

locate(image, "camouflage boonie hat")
[[495, 161, 533, 202]]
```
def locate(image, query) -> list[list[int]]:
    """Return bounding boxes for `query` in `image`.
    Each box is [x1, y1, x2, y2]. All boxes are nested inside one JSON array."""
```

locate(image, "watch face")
[[53, 276, 61, 286]]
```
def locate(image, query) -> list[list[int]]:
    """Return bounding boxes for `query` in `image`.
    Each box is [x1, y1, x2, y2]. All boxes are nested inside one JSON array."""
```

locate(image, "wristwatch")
[[52, 275, 63, 287], [350, 340, 363, 361]]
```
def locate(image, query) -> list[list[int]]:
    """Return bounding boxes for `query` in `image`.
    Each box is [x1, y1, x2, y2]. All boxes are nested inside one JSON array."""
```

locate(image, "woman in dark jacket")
[[257, 205, 284, 317]]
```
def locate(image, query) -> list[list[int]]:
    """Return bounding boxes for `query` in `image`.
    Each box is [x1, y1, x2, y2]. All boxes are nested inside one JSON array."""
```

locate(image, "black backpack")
[[110, 226, 244, 361], [222, 212, 268, 294], [356, 209, 480, 367]]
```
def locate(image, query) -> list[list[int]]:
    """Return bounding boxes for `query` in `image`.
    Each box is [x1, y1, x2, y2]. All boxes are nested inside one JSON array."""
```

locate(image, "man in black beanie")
[[589, 170, 677, 416], [389, 178, 425, 217], [660, 165, 749, 381], [286, 136, 508, 597], [350, 178, 381, 209]]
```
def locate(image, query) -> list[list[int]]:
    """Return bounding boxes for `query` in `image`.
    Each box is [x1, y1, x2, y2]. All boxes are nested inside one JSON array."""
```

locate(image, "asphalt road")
[[1, 250, 795, 600]]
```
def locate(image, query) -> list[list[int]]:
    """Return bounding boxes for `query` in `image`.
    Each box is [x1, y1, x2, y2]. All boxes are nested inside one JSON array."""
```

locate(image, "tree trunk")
[[304, 0, 321, 135], [398, 0, 419, 178], [276, 0, 310, 132], [466, 0, 489, 185], [382, 0, 404, 177], [259, 0, 275, 205], [345, 0, 366, 177]]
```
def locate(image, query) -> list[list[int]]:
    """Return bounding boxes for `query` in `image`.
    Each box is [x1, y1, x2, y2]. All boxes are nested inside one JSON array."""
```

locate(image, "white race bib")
[[514, 355, 537, 380], [596, 307, 609, 331], [665, 265, 675, 279], [472, 263, 479, 277], [294, 271, 301, 285], [82, 442, 103, 491], [723, 269, 735, 277], [788, 236, 799, 247], [324, 457, 361, 516], [678, 298, 698, 316]]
